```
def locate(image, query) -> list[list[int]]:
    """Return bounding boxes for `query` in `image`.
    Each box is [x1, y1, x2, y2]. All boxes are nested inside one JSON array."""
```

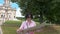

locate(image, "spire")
[[4, 0, 10, 6]]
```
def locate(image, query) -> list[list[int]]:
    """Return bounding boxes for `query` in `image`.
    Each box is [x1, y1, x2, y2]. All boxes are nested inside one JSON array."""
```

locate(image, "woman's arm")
[[17, 21, 25, 34]]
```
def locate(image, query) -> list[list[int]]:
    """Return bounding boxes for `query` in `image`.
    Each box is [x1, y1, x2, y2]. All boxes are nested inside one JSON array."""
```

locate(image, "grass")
[[34, 25, 60, 34], [2, 20, 21, 34], [1, 20, 60, 34], [2, 26, 18, 34]]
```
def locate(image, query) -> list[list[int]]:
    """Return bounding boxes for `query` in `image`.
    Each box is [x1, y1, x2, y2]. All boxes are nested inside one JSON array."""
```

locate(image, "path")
[[0, 26, 3, 34], [0, 19, 3, 34]]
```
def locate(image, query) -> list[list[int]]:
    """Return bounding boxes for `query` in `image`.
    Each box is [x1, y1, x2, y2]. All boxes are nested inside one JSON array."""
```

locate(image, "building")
[[0, 0, 16, 22]]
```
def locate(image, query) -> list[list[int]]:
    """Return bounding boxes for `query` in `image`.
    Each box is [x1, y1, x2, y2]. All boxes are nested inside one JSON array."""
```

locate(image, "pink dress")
[[19, 20, 36, 34]]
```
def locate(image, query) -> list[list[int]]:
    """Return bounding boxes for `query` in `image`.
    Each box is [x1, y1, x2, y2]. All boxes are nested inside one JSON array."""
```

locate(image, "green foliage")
[[4, 20, 22, 27], [11, 0, 60, 24], [16, 17, 25, 20], [33, 18, 39, 22]]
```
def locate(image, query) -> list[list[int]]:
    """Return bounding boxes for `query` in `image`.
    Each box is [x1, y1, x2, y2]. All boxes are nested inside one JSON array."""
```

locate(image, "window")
[[9, 15, 11, 18], [8, 13, 11, 18], [1, 15, 5, 18], [14, 16, 15, 18], [1, 15, 3, 18]]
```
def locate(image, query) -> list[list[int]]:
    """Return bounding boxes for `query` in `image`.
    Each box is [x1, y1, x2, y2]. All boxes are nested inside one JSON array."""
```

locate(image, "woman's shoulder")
[[31, 20, 35, 23], [31, 20, 36, 26], [22, 21, 26, 24]]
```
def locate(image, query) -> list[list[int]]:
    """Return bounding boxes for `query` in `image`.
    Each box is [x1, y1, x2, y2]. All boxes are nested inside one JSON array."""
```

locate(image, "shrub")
[[4, 20, 22, 27]]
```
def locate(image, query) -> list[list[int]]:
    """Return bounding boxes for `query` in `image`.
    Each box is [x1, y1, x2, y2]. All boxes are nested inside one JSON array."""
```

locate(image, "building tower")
[[4, 0, 11, 6], [4, 0, 11, 20]]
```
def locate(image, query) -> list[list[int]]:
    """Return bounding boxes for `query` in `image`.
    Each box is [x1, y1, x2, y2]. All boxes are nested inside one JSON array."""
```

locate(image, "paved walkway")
[[0, 20, 3, 34], [0, 26, 3, 34]]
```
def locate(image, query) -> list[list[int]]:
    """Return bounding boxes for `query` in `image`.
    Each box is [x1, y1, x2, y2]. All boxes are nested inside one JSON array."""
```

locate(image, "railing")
[[18, 23, 51, 34]]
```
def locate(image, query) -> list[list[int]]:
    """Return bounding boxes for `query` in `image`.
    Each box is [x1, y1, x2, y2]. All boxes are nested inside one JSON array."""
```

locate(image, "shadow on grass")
[[34, 25, 59, 34]]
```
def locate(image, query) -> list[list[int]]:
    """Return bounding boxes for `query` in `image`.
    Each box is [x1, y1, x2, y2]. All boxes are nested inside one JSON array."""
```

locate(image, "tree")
[[11, 0, 60, 24]]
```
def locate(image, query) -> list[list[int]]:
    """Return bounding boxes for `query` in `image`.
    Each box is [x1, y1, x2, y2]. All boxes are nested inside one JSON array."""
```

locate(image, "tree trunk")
[[40, 11, 43, 24]]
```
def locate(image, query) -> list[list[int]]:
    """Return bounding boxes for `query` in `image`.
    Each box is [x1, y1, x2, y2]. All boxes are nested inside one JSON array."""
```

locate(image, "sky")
[[0, 0, 24, 17]]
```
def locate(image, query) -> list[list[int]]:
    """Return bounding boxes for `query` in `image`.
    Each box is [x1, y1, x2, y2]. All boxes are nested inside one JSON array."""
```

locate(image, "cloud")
[[10, 2, 24, 17], [10, 2, 19, 9], [0, 4, 3, 6], [16, 8, 24, 17]]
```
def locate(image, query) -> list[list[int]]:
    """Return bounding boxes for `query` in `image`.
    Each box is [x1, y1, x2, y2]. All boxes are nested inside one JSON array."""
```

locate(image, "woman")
[[17, 13, 36, 34]]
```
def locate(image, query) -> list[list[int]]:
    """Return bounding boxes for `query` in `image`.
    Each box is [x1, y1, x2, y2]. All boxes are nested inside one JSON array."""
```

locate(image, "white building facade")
[[0, 0, 16, 22]]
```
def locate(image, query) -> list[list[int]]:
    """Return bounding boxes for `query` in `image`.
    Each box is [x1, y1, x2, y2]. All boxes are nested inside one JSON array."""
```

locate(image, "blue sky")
[[0, 0, 18, 9], [0, 0, 23, 17], [0, 0, 4, 4]]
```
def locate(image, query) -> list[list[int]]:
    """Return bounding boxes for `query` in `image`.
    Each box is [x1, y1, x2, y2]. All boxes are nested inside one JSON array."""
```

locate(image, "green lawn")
[[2, 20, 21, 34], [1, 20, 60, 34], [34, 25, 60, 34], [2, 26, 18, 34]]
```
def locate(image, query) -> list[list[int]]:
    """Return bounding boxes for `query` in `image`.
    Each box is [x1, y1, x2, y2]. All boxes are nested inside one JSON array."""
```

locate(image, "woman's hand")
[[16, 29, 23, 34]]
